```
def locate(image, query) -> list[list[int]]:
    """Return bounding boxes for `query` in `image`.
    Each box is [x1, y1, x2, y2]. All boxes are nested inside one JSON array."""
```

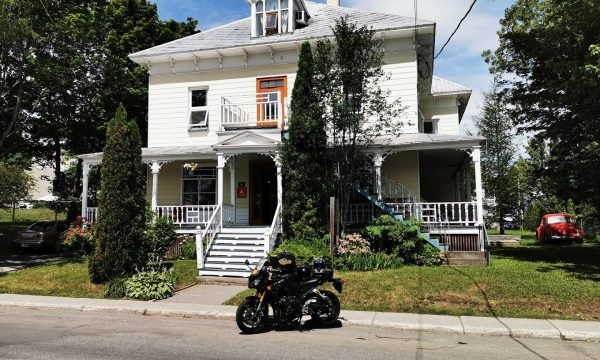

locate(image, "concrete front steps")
[[444, 251, 487, 266], [199, 227, 268, 278]]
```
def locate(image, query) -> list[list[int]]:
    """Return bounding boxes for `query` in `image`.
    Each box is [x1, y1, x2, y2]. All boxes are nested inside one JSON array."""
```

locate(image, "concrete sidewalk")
[[1, 294, 599, 342]]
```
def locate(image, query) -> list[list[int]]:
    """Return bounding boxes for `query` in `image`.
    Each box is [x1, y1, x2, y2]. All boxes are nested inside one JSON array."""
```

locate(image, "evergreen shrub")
[[89, 105, 147, 283]]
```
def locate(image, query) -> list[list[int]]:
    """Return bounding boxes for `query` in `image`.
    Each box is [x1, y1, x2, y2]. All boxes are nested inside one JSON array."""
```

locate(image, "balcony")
[[221, 91, 284, 130]]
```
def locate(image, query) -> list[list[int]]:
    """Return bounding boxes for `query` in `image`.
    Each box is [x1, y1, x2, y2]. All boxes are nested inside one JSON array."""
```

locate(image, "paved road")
[[0, 307, 598, 360]]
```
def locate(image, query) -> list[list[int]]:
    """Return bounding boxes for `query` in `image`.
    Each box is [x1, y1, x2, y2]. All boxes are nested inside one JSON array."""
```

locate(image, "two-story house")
[[79, 0, 486, 276]]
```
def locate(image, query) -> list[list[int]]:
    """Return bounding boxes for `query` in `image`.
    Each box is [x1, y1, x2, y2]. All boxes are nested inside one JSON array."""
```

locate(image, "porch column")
[[150, 161, 161, 209], [228, 158, 236, 224], [455, 170, 462, 202], [81, 162, 90, 219], [373, 153, 384, 200], [466, 163, 472, 201], [217, 153, 225, 205], [275, 155, 283, 208], [472, 146, 484, 224]]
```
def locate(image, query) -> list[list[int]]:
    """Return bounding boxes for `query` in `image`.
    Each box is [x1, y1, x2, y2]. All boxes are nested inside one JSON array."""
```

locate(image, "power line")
[[434, 0, 478, 59]]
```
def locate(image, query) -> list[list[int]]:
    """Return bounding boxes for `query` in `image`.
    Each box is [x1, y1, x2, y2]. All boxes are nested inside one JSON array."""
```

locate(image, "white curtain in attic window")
[[281, 10, 288, 32], [266, 0, 278, 11]]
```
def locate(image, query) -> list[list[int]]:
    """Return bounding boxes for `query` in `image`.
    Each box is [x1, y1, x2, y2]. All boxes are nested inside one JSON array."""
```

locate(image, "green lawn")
[[0, 208, 66, 224], [0, 257, 198, 298], [225, 240, 600, 321]]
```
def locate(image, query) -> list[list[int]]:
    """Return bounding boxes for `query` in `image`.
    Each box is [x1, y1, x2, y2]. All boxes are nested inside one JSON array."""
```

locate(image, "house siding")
[[419, 95, 460, 135], [147, 50, 420, 148], [382, 151, 420, 197]]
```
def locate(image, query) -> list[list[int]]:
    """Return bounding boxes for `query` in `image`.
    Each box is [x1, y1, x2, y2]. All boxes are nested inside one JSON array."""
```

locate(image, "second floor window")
[[189, 88, 208, 131]]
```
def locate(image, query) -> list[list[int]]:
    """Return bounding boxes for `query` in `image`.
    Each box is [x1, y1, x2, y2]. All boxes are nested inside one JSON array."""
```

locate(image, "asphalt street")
[[0, 307, 598, 360]]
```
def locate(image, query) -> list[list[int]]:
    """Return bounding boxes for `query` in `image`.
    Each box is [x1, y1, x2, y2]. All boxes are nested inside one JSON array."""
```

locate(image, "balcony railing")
[[221, 91, 283, 129]]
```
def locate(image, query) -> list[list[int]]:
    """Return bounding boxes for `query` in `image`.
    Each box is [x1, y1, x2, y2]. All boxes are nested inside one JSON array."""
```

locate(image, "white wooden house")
[[79, 0, 487, 276]]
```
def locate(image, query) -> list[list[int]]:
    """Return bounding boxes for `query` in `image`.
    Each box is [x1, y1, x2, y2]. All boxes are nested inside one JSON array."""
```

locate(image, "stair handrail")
[[264, 203, 282, 255], [381, 174, 425, 203], [200, 203, 222, 266]]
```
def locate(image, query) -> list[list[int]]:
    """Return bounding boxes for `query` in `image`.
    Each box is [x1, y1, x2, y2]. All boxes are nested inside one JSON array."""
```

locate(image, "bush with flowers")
[[62, 216, 95, 255]]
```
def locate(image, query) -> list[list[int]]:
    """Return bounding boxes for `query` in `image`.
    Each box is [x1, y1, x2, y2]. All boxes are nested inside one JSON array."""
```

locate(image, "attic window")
[[255, 0, 289, 36]]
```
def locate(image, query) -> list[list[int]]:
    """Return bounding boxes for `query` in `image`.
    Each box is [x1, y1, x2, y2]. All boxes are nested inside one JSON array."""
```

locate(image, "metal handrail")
[[381, 174, 425, 203]]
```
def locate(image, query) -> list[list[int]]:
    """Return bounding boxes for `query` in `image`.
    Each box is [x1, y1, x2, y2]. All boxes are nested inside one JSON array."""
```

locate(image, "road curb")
[[0, 295, 598, 342]]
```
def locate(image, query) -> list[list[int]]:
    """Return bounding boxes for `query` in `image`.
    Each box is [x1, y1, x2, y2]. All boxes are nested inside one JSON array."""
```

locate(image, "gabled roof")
[[431, 76, 471, 95], [129, 1, 434, 61], [212, 131, 279, 153]]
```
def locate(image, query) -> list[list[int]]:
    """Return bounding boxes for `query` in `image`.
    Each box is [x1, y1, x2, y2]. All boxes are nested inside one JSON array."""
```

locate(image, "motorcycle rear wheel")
[[310, 290, 340, 325], [236, 297, 269, 333]]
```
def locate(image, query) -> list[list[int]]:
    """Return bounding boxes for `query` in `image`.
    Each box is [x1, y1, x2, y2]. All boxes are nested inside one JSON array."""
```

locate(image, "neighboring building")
[[80, 0, 486, 276]]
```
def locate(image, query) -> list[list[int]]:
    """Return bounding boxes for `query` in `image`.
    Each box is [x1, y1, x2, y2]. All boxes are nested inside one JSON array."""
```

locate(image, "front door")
[[256, 76, 287, 128], [249, 160, 277, 225]]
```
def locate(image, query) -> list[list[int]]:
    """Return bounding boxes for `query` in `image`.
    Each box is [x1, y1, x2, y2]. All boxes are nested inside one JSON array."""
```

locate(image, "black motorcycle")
[[235, 252, 343, 333]]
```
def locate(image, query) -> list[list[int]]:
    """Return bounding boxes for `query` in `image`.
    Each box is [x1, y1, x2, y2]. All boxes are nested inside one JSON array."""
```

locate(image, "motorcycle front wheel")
[[310, 290, 340, 325], [236, 297, 269, 333]]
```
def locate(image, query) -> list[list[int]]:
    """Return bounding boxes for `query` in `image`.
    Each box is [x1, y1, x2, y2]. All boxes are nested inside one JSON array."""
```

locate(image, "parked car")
[[13, 221, 68, 252], [504, 221, 517, 230], [536, 214, 584, 243]]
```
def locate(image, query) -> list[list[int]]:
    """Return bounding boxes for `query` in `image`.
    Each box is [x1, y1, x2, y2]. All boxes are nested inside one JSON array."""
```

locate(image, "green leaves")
[[125, 269, 176, 301]]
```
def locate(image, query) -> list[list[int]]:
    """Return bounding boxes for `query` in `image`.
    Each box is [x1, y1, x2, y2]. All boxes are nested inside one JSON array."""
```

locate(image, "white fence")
[[221, 91, 282, 129], [155, 205, 218, 226], [86, 207, 98, 224]]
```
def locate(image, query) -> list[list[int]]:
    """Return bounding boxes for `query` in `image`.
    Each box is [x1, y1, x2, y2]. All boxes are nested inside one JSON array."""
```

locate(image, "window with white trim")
[[423, 119, 439, 134], [256, 0, 289, 36], [189, 88, 209, 131], [182, 165, 216, 205]]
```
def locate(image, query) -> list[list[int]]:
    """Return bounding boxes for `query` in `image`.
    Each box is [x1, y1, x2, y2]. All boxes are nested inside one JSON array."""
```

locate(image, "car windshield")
[[547, 216, 569, 224], [28, 222, 55, 232]]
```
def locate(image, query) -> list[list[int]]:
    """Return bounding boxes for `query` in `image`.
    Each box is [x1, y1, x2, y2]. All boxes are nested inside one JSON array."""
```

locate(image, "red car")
[[536, 213, 584, 243]]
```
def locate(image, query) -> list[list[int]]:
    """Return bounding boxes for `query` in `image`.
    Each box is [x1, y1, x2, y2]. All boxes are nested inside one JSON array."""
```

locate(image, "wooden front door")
[[249, 160, 277, 225], [256, 76, 287, 128]]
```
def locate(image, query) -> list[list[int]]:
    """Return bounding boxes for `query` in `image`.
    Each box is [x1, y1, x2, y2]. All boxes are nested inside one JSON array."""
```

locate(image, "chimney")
[[327, 0, 341, 6]]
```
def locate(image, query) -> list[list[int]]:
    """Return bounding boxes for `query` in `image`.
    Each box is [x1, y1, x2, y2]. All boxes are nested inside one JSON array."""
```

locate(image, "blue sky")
[[153, 0, 517, 140]]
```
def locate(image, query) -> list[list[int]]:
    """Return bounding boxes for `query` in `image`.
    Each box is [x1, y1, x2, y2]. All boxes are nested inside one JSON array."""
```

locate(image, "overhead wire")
[[434, 0, 478, 59]]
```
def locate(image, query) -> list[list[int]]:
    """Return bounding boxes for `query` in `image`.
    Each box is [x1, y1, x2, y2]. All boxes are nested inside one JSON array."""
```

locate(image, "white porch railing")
[[155, 205, 217, 226], [264, 203, 282, 255], [86, 207, 98, 224], [221, 91, 282, 129], [197, 204, 222, 269], [387, 202, 479, 226]]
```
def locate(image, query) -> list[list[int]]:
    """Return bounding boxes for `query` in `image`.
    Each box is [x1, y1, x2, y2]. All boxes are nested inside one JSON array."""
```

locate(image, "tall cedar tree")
[[313, 17, 404, 233], [475, 79, 517, 234], [279, 42, 329, 239], [89, 105, 146, 283], [484, 0, 600, 212]]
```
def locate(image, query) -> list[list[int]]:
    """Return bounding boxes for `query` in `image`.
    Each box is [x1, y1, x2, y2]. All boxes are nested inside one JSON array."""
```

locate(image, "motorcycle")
[[235, 252, 343, 333]]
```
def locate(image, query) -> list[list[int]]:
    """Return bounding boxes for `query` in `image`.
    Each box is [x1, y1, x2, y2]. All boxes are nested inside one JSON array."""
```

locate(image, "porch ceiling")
[[79, 145, 216, 164], [420, 149, 469, 178]]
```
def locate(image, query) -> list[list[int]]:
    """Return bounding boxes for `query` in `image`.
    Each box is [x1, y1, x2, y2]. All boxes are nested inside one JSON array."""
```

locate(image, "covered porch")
[[79, 131, 283, 234]]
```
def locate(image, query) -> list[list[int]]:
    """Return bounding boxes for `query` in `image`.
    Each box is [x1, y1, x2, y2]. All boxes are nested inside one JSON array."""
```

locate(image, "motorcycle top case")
[[273, 251, 296, 273]]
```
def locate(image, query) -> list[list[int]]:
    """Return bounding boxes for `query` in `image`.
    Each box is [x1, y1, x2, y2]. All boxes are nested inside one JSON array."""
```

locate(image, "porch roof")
[[78, 145, 215, 164], [372, 133, 484, 152]]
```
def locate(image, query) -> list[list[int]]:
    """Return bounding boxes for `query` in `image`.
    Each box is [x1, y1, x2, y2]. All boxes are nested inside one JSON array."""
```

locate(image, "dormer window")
[[252, 0, 301, 37]]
